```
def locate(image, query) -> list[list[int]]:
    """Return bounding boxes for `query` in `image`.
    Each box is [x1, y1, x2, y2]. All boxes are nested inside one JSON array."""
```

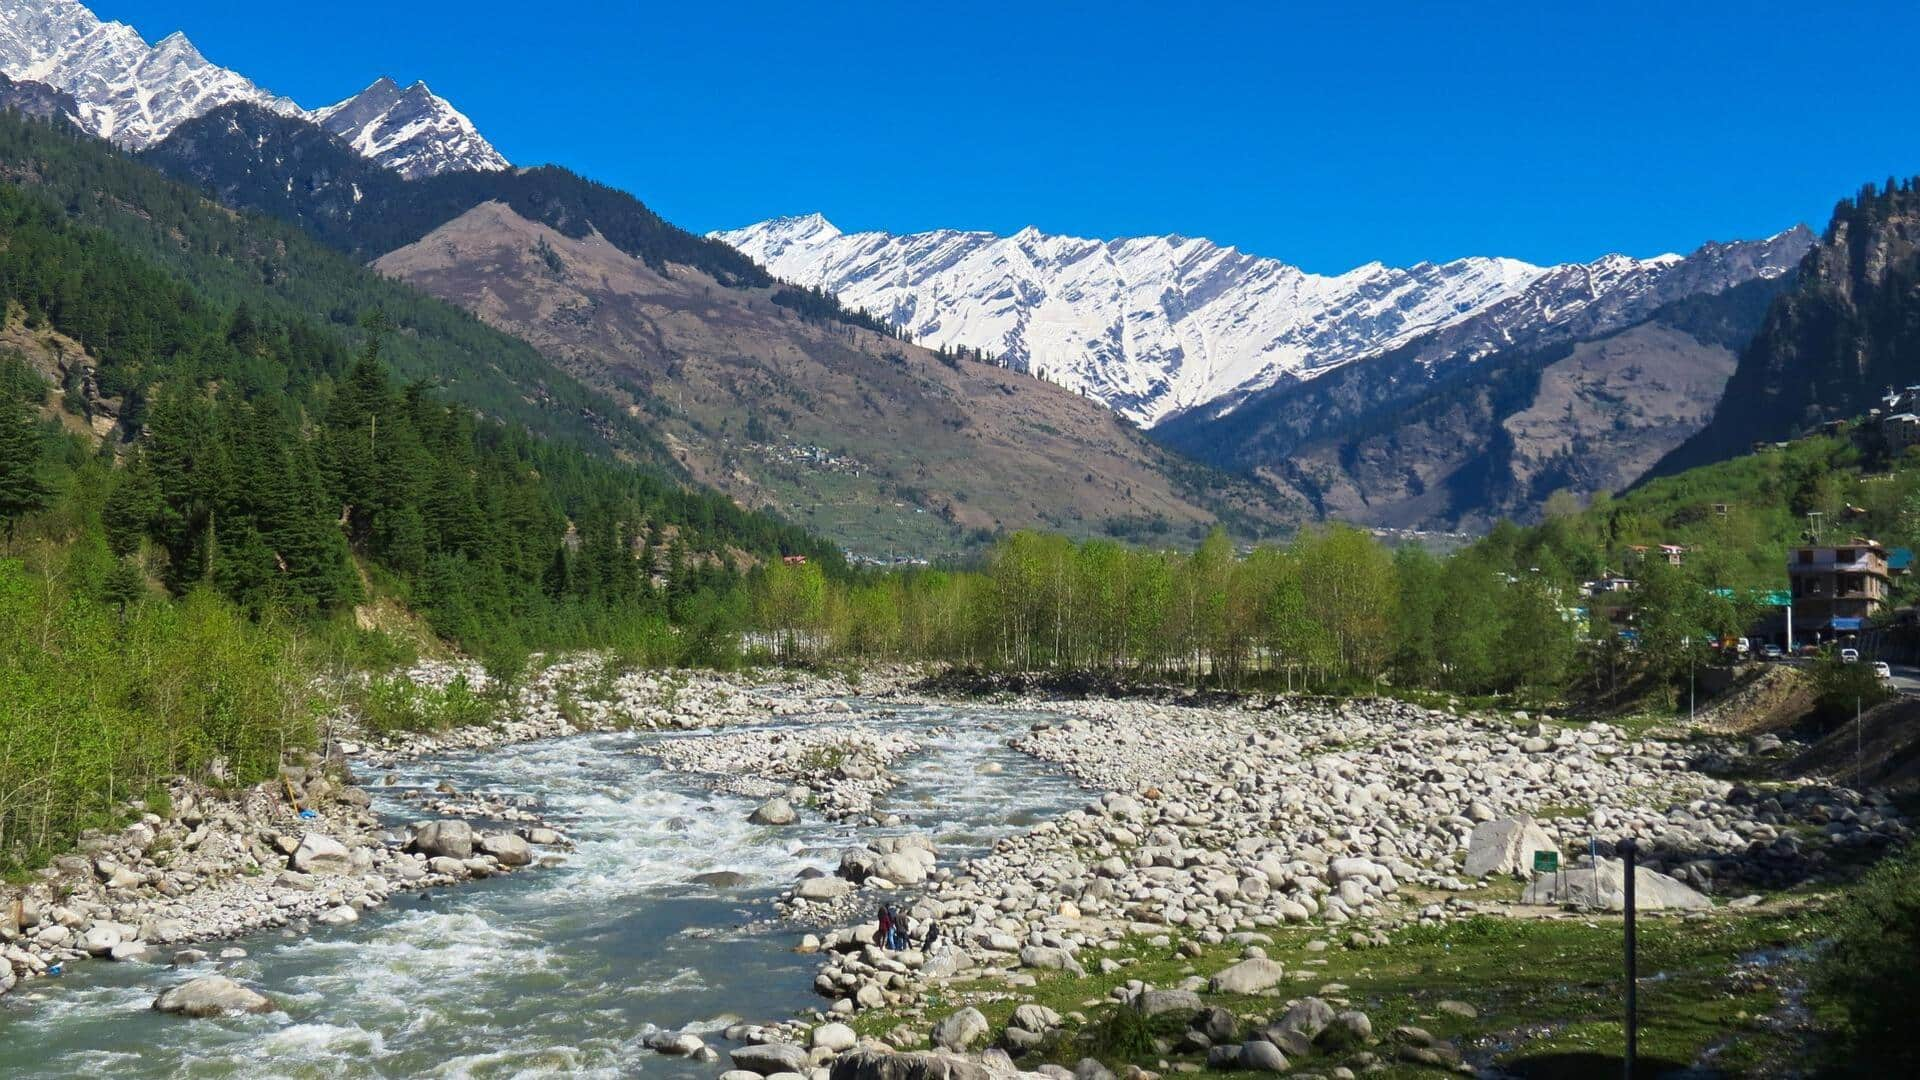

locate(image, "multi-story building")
[[1787, 539, 1892, 636]]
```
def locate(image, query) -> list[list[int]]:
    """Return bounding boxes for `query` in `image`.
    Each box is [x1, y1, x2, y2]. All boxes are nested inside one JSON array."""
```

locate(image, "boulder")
[[1273, 997, 1335, 1041], [478, 833, 533, 867], [152, 975, 275, 1017], [751, 799, 798, 826], [290, 832, 351, 874], [692, 871, 750, 889], [1132, 988, 1203, 1016], [931, 1007, 990, 1051], [733, 1042, 813, 1074], [794, 876, 855, 902], [1316, 1010, 1372, 1050], [1209, 957, 1284, 995], [1191, 1006, 1238, 1044], [1020, 945, 1084, 975], [1463, 817, 1558, 878], [1238, 1040, 1290, 1073], [829, 1050, 991, 1080], [317, 905, 359, 927], [1521, 858, 1712, 911], [647, 1031, 707, 1056], [78, 922, 126, 957], [812, 1022, 859, 1052], [408, 820, 475, 860], [1010, 1004, 1064, 1034]]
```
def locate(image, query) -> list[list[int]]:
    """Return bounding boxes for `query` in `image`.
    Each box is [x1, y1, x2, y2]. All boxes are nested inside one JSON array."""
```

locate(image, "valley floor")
[[2, 659, 1903, 1078]]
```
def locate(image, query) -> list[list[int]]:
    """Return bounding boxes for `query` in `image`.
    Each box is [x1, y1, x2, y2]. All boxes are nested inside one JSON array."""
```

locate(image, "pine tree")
[[0, 362, 53, 545]]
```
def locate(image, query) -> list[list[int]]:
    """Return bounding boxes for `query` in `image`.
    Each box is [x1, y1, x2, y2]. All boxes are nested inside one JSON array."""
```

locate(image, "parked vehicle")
[[1840, 647, 1861, 664], [1736, 637, 1751, 656], [1762, 643, 1784, 659], [1873, 661, 1893, 681]]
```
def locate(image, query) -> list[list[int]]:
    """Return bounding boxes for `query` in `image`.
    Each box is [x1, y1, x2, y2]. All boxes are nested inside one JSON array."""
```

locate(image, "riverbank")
[[761, 690, 1906, 1076], [0, 657, 918, 1003]]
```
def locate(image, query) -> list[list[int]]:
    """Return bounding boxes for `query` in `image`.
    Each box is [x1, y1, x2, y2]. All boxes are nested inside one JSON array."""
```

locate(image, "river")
[[0, 699, 1085, 1079]]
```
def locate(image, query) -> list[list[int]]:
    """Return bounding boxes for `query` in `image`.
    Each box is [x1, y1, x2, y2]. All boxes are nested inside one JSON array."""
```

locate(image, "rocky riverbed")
[[781, 692, 1907, 1067]]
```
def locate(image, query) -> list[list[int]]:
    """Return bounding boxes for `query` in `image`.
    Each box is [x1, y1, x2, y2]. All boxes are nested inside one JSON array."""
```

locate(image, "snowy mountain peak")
[[311, 75, 508, 179], [714, 217, 1810, 426], [0, 0, 505, 177], [715, 218, 1557, 424], [0, 0, 296, 148]]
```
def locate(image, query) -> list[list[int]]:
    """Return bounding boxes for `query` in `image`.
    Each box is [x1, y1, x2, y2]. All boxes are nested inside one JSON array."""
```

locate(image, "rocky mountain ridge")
[[0, 0, 504, 175], [716, 216, 1809, 428]]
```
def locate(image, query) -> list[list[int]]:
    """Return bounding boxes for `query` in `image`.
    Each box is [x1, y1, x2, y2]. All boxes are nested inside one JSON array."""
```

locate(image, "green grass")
[[846, 911, 1822, 1076]]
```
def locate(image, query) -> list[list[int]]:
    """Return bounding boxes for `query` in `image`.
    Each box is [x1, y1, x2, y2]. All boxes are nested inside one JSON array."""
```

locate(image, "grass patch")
[[849, 912, 1821, 1077]]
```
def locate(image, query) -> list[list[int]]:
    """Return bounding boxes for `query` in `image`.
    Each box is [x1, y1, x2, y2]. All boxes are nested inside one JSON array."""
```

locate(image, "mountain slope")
[[0, 0, 503, 176], [1652, 179, 1920, 479], [370, 201, 1287, 553], [1254, 274, 1793, 529], [1150, 230, 1811, 516]]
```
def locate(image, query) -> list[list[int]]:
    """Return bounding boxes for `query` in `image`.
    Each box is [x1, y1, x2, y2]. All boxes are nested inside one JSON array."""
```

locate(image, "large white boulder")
[[1209, 957, 1285, 994], [1521, 858, 1713, 911], [152, 975, 275, 1017], [1463, 817, 1559, 878], [290, 832, 351, 873], [407, 820, 475, 859]]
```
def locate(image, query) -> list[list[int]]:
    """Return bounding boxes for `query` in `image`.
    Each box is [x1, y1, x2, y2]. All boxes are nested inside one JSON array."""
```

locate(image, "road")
[[1884, 663, 1920, 696], [1755, 656, 1920, 696]]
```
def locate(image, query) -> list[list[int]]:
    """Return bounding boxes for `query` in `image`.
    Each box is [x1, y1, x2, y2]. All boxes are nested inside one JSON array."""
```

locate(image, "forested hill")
[[1652, 177, 1920, 478], [0, 108, 677, 467], [141, 104, 900, 336], [0, 106, 843, 663]]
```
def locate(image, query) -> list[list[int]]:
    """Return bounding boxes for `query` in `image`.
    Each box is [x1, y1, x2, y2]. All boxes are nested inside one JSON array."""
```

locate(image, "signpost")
[[1532, 850, 1559, 872]]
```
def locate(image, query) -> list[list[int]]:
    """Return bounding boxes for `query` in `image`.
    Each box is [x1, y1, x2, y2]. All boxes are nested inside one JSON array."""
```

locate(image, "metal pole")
[[1620, 836, 1640, 1079], [1857, 695, 1863, 790]]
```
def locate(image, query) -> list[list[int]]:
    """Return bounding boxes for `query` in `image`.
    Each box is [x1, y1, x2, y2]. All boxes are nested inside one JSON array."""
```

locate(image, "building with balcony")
[[1787, 539, 1892, 635]]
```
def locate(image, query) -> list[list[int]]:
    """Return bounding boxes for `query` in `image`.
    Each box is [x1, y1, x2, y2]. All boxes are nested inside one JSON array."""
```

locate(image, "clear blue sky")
[[102, 0, 1920, 273]]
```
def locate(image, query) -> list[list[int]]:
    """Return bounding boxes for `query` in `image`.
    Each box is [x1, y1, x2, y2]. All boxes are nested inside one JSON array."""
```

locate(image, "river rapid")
[[0, 699, 1084, 1079]]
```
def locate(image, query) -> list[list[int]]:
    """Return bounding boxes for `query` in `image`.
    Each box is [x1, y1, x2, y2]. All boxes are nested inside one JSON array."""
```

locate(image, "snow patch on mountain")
[[0, 0, 505, 176]]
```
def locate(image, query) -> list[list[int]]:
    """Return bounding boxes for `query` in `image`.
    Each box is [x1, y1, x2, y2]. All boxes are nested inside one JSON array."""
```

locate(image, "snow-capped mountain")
[[0, 0, 505, 176], [714, 215, 1809, 426], [0, 0, 296, 148], [312, 76, 507, 180]]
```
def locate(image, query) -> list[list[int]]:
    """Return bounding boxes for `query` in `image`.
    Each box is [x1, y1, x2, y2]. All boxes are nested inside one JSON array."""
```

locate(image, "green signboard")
[[1533, 850, 1560, 873]]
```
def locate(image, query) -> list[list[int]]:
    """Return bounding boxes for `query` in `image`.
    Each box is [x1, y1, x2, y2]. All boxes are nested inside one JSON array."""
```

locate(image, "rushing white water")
[[0, 699, 1084, 1078]]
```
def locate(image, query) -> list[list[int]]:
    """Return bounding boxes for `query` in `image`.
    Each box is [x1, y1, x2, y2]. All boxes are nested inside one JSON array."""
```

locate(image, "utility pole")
[[1620, 836, 1640, 1080]]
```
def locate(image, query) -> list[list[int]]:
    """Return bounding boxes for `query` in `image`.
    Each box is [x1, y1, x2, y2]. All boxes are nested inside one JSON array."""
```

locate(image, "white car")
[[1761, 644, 1784, 659], [1839, 647, 1861, 664], [1873, 661, 1893, 681]]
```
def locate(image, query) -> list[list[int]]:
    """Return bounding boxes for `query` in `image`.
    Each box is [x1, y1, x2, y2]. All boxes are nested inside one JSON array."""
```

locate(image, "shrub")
[[1814, 844, 1920, 1071]]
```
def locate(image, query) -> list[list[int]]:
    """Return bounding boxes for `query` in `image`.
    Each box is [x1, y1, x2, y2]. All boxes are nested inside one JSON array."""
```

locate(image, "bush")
[[1814, 845, 1920, 1071], [354, 674, 497, 736], [1809, 653, 1893, 724]]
